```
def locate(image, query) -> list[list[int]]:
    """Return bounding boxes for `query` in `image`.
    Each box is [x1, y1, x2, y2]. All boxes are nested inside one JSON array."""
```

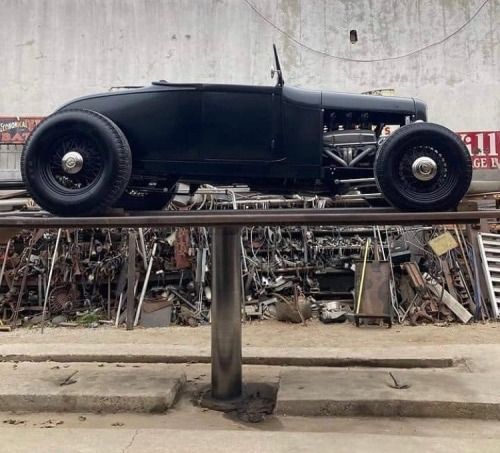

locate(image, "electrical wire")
[[242, 0, 490, 63]]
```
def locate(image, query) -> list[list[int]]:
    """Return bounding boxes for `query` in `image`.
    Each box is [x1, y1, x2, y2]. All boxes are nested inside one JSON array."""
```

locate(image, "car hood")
[[283, 85, 427, 120], [322, 90, 423, 117]]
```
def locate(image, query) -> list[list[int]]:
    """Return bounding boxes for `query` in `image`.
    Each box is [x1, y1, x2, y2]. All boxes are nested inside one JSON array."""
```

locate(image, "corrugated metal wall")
[[0, 145, 22, 180]]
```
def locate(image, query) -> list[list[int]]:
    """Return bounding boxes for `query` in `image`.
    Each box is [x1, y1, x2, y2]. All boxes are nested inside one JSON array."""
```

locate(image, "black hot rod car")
[[21, 46, 472, 216]]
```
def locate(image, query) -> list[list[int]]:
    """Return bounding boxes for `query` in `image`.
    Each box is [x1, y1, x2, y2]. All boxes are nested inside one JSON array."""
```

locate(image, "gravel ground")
[[2, 320, 499, 347]]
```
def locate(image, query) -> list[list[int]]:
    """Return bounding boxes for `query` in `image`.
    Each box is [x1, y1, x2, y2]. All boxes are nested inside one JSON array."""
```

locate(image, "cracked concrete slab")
[[0, 362, 185, 413], [276, 367, 500, 419]]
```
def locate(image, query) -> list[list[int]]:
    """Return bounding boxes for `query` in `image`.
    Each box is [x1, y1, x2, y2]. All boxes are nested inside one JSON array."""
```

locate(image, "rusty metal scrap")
[[0, 197, 493, 328]]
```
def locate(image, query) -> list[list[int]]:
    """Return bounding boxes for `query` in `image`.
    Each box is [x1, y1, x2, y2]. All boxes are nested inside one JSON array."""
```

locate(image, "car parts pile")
[[0, 190, 495, 328]]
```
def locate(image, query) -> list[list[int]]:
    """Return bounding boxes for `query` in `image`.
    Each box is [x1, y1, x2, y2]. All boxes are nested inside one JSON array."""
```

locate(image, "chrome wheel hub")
[[411, 156, 437, 181], [61, 151, 83, 175]]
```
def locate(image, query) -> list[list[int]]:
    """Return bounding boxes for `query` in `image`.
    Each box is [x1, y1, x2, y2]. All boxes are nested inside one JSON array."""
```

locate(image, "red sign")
[[0, 117, 43, 144], [458, 131, 500, 170]]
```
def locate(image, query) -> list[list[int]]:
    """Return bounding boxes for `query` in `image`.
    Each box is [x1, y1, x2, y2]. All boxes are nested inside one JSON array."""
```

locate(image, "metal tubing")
[[348, 146, 376, 167], [334, 192, 382, 200], [114, 293, 124, 327], [41, 229, 62, 334], [324, 149, 348, 167], [138, 228, 148, 271], [12, 238, 35, 328], [0, 239, 11, 288], [126, 230, 136, 330], [0, 198, 32, 207], [134, 242, 158, 326], [334, 177, 376, 184], [107, 275, 111, 320], [211, 226, 242, 400]]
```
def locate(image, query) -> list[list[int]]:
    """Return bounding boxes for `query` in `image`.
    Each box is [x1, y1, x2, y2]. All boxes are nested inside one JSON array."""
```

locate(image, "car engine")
[[323, 128, 378, 168]]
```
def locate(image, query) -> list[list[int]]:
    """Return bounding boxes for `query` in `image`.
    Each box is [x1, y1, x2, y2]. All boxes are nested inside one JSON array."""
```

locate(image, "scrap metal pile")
[[0, 189, 496, 328], [243, 223, 493, 326]]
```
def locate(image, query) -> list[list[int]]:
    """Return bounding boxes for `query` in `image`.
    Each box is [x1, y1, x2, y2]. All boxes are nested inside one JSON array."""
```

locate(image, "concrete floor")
[[3, 425, 500, 453], [1, 321, 500, 452], [3, 376, 500, 453], [3, 405, 500, 452]]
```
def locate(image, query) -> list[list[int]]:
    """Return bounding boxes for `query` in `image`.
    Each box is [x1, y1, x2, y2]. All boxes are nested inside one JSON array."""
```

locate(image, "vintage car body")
[[58, 83, 425, 187], [21, 48, 471, 216]]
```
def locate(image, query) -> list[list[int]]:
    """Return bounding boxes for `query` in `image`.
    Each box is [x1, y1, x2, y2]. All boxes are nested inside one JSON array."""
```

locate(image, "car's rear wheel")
[[21, 109, 132, 216], [374, 122, 472, 211]]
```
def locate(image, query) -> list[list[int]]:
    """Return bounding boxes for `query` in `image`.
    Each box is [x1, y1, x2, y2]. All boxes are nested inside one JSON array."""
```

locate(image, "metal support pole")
[[126, 230, 136, 331], [211, 226, 242, 400]]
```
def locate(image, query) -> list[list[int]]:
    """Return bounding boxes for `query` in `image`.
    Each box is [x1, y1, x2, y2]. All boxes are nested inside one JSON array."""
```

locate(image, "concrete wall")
[[0, 0, 498, 130]]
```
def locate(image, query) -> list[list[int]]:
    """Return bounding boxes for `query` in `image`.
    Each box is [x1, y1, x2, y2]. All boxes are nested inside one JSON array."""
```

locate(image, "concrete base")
[[199, 382, 277, 422], [0, 362, 185, 413], [276, 368, 500, 419], [3, 341, 500, 421]]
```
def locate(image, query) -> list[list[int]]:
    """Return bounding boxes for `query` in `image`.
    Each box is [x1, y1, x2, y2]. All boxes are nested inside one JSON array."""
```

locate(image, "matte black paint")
[[59, 82, 426, 190]]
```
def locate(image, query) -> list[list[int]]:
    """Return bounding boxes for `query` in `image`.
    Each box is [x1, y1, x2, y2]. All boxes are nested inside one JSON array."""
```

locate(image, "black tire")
[[21, 109, 132, 216], [115, 190, 173, 211], [374, 122, 472, 211]]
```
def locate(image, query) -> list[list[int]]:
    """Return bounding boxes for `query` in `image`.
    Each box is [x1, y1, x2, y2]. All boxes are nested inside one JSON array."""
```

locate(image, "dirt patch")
[[198, 382, 278, 423], [2, 320, 500, 349]]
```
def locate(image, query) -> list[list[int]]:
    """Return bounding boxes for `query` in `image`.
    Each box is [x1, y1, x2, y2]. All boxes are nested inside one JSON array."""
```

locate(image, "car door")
[[200, 85, 282, 162]]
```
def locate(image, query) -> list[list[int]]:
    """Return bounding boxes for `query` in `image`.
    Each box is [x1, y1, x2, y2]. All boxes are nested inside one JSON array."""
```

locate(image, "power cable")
[[242, 0, 490, 63]]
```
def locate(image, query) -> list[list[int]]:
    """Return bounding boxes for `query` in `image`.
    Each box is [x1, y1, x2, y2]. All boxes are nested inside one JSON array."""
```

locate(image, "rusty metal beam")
[[0, 208, 496, 228], [211, 226, 242, 400]]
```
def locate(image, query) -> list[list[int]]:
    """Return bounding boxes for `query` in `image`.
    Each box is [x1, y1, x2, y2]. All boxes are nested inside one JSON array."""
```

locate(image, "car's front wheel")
[[374, 122, 472, 211], [21, 109, 132, 216]]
